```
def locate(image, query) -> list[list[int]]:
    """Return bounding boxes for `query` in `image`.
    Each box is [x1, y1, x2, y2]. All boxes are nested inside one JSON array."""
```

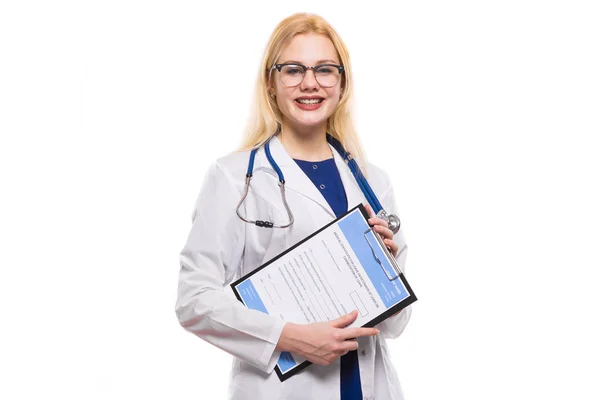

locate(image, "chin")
[[291, 112, 331, 128], [292, 118, 328, 131]]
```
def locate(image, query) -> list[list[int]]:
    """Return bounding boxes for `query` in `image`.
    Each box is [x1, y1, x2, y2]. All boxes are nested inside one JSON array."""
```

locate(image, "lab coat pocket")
[[230, 358, 264, 381], [230, 356, 243, 378], [228, 358, 255, 398]]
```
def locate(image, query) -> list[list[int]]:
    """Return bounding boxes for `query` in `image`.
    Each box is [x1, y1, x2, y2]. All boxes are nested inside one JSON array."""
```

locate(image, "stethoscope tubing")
[[236, 134, 399, 233], [326, 135, 384, 213]]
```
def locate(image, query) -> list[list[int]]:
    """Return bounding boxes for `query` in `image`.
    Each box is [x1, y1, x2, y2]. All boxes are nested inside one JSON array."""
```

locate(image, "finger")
[[373, 224, 393, 240], [330, 310, 358, 328], [368, 216, 388, 228], [340, 340, 359, 354], [310, 356, 334, 366], [364, 203, 375, 218], [384, 238, 399, 256], [341, 327, 380, 340]]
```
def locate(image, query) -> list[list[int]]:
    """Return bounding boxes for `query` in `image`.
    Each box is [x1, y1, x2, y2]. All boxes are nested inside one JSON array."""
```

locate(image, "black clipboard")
[[230, 203, 418, 381]]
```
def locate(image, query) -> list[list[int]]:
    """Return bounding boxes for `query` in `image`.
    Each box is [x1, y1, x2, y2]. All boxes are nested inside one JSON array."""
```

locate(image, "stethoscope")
[[236, 134, 401, 235]]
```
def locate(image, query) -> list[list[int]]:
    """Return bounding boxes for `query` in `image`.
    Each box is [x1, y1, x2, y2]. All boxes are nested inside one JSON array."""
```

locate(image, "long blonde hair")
[[239, 13, 366, 170]]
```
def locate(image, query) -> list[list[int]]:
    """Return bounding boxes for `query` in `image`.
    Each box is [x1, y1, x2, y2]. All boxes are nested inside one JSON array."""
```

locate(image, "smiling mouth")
[[295, 98, 324, 105]]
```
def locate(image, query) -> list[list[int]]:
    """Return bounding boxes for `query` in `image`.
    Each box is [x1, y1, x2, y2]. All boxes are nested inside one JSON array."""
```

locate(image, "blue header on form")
[[337, 210, 409, 309]]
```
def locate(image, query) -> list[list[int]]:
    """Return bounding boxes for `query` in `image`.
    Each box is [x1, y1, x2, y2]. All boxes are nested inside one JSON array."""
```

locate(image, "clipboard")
[[230, 203, 418, 381]]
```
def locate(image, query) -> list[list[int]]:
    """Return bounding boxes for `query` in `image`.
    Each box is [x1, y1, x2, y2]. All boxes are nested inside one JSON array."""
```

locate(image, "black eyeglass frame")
[[271, 63, 345, 87]]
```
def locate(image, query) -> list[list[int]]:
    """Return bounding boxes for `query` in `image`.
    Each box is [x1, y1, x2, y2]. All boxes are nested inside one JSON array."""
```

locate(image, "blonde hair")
[[239, 13, 366, 170]]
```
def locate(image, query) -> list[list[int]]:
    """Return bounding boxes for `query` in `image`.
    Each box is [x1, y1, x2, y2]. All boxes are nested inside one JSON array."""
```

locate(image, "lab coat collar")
[[255, 135, 366, 219]]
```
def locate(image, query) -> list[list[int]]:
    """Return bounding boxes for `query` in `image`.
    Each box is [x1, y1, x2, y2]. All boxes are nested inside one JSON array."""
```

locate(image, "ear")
[[268, 85, 276, 99]]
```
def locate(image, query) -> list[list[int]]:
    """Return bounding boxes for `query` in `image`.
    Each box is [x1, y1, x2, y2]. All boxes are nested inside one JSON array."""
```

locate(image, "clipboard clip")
[[363, 228, 402, 281]]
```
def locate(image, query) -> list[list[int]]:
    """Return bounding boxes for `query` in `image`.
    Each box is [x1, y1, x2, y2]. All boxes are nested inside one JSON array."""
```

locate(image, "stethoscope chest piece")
[[376, 210, 401, 235]]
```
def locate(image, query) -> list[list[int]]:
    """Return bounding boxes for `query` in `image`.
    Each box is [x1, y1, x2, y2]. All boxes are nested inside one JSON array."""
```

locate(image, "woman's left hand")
[[365, 203, 405, 318], [364, 203, 398, 258]]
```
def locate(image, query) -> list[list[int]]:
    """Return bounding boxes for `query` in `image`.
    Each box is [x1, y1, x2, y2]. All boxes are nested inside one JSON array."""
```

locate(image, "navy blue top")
[[293, 158, 348, 218], [294, 157, 362, 400]]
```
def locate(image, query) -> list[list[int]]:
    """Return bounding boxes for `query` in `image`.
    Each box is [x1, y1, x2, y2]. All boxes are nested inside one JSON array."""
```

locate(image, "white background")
[[1, 1, 599, 399]]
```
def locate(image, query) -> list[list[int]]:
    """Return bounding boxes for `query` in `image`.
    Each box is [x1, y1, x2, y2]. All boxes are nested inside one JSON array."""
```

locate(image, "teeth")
[[297, 98, 322, 105]]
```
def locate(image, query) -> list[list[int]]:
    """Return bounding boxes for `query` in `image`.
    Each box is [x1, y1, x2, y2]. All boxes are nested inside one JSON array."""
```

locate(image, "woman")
[[176, 13, 412, 400]]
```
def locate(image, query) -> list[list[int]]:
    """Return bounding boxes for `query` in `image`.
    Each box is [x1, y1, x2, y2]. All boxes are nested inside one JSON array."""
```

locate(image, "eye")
[[282, 65, 304, 76], [315, 66, 336, 75]]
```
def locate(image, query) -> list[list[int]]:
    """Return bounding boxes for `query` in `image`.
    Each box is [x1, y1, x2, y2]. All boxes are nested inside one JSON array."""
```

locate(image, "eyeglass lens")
[[279, 65, 341, 87]]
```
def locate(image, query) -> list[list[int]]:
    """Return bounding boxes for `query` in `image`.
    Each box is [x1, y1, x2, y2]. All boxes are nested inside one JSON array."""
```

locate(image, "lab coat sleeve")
[[175, 161, 286, 374], [375, 173, 413, 340]]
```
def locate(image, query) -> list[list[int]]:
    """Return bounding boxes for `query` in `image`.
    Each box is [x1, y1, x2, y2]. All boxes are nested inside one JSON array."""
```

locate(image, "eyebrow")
[[279, 59, 340, 65]]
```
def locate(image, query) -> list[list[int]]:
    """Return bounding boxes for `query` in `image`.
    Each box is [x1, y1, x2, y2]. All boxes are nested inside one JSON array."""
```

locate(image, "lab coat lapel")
[[258, 136, 336, 218]]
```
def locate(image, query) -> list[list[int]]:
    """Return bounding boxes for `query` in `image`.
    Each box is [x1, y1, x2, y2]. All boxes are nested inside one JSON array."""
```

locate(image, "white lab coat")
[[176, 136, 412, 400]]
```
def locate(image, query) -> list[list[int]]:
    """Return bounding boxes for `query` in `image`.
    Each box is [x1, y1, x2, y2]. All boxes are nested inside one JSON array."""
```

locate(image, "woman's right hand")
[[275, 310, 379, 366]]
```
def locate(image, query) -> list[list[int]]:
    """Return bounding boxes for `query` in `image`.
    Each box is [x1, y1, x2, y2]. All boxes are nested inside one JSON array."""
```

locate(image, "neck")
[[278, 122, 332, 161]]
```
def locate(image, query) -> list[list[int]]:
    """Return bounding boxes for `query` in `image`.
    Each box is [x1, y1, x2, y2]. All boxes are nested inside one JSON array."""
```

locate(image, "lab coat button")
[[360, 350, 366, 356]]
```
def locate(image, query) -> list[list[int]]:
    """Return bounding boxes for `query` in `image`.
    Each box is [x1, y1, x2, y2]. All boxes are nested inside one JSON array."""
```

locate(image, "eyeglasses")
[[271, 63, 344, 88]]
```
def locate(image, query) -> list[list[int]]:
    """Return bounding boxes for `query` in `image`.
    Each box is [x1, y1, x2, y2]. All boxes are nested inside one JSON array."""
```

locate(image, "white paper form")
[[231, 205, 417, 381]]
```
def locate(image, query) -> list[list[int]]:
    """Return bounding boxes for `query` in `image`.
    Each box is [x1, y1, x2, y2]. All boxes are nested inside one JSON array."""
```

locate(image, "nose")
[[300, 68, 319, 91]]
